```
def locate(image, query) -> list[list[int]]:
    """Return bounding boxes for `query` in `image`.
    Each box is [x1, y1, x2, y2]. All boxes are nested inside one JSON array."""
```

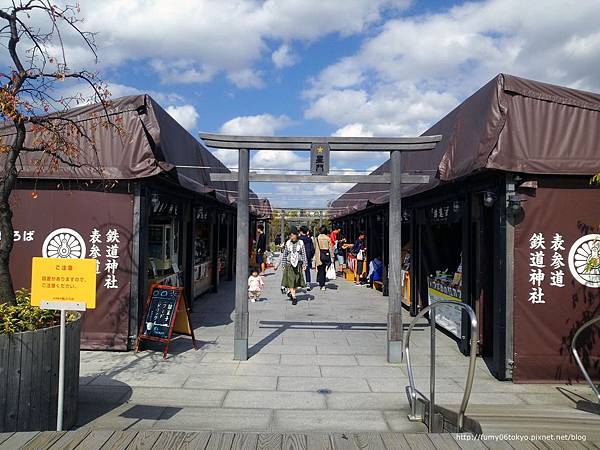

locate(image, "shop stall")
[[1, 94, 262, 350], [331, 74, 600, 383]]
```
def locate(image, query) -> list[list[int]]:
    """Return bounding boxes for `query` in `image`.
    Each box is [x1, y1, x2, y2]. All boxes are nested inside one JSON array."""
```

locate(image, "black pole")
[[388, 150, 403, 363], [234, 148, 249, 360]]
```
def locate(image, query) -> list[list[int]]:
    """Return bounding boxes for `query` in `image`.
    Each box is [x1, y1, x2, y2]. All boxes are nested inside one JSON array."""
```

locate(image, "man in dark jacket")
[[299, 225, 314, 290], [256, 224, 267, 275]]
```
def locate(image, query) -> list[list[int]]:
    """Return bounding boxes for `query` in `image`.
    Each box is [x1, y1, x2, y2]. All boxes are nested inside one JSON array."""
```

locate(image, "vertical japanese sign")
[[310, 142, 330, 175], [514, 182, 600, 382], [528, 232, 565, 304]]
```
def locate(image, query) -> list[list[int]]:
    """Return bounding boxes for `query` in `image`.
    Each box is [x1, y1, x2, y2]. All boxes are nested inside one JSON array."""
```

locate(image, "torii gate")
[[274, 207, 331, 236], [199, 133, 441, 363]]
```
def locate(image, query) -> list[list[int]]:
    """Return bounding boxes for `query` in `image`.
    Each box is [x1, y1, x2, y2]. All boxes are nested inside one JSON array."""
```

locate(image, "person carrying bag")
[[315, 226, 334, 291]]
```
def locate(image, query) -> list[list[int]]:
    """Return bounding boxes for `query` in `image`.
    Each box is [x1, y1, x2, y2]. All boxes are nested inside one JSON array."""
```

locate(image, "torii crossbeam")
[[199, 133, 442, 363]]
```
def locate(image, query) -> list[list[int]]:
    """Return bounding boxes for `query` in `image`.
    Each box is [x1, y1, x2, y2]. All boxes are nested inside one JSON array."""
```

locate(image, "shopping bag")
[[326, 264, 337, 280]]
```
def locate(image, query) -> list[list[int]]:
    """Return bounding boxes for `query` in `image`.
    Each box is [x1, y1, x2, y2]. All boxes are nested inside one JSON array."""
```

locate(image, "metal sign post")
[[39, 300, 86, 431], [200, 133, 441, 363], [31, 257, 97, 430]]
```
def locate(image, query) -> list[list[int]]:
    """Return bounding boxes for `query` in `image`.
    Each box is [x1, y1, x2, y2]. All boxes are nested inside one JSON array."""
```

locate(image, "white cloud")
[[165, 104, 199, 130], [216, 113, 296, 170], [333, 123, 374, 138], [59, 0, 410, 89], [220, 114, 291, 135], [272, 44, 299, 69], [210, 149, 239, 168], [227, 69, 265, 89], [305, 0, 600, 136]]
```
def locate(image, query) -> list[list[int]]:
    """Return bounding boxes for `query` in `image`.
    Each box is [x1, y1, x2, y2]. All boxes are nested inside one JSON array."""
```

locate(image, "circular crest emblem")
[[42, 228, 87, 259], [568, 233, 600, 288]]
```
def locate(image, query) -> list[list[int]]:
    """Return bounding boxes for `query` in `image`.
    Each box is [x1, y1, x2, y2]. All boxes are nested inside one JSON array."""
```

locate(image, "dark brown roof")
[[332, 73, 600, 216], [0, 94, 270, 217]]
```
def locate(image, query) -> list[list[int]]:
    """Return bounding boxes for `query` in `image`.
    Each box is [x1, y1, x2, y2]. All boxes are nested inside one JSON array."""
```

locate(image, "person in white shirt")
[[248, 269, 264, 302]]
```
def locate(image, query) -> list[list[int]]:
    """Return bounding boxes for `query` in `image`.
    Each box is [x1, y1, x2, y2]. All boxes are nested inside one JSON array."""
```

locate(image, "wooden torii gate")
[[199, 133, 441, 362]]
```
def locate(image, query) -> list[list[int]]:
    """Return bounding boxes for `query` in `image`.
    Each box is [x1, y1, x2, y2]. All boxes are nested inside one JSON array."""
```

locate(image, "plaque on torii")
[[199, 133, 442, 363]]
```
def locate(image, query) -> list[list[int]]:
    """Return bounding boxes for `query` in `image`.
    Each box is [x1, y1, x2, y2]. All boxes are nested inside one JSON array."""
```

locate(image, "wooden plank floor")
[[0, 431, 598, 450]]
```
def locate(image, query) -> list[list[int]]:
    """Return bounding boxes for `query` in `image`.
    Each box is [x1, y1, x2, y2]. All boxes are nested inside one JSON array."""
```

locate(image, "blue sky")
[[6, 0, 600, 208]]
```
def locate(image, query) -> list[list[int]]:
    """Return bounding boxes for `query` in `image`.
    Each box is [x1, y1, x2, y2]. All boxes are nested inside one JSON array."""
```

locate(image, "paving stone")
[[184, 375, 278, 391], [79, 385, 132, 404], [81, 403, 165, 430], [383, 411, 429, 432], [203, 352, 281, 364], [355, 355, 404, 367], [320, 365, 405, 378], [236, 363, 322, 377], [252, 344, 318, 355], [368, 376, 465, 394], [326, 393, 407, 410], [152, 408, 273, 431], [280, 354, 357, 366], [316, 345, 385, 355], [223, 390, 327, 409], [273, 410, 390, 432], [77, 270, 593, 434], [277, 376, 371, 393], [126, 387, 226, 407]]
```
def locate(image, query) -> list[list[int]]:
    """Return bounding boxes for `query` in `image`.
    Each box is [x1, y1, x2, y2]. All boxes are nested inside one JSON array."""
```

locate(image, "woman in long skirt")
[[281, 227, 308, 305]]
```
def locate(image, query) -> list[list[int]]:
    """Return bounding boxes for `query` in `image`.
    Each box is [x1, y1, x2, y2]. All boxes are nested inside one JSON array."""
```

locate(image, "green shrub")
[[0, 289, 77, 335]]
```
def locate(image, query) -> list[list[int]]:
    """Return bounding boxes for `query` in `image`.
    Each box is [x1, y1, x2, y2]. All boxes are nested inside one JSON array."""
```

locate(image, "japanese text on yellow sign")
[[31, 257, 97, 308]]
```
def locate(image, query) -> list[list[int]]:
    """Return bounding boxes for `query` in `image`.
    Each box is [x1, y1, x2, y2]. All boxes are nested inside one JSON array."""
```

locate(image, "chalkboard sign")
[[135, 284, 197, 358], [143, 286, 179, 339]]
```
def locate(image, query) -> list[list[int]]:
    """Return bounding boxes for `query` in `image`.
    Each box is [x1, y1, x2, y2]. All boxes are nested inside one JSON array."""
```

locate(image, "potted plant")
[[0, 289, 81, 431]]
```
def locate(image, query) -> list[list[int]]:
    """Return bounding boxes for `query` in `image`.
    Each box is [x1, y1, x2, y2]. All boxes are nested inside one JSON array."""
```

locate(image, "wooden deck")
[[0, 430, 598, 450]]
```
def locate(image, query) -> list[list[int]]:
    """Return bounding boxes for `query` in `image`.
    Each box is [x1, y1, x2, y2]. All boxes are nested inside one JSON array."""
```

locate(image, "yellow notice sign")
[[31, 257, 97, 309]]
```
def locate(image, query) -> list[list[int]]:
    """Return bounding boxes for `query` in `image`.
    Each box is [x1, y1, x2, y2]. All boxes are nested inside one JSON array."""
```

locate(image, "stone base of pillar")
[[387, 340, 403, 364], [234, 339, 248, 361]]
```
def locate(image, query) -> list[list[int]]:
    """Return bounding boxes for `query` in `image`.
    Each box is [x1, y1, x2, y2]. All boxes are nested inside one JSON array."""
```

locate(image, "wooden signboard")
[[135, 284, 197, 358]]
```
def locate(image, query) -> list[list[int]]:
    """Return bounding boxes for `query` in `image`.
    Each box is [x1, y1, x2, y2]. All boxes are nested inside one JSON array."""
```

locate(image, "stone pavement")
[[77, 267, 600, 436]]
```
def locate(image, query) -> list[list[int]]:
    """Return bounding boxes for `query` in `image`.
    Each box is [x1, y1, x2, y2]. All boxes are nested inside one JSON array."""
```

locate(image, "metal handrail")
[[571, 315, 600, 403], [404, 301, 478, 432]]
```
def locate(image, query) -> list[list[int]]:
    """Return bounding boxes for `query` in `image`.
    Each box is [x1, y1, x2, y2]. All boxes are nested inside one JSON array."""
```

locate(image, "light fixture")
[[507, 193, 525, 213], [482, 191, 497, 208]]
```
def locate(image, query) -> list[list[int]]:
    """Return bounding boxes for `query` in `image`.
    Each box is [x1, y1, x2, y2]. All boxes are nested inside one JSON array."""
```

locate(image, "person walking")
[[352, 231, 367, 285], [248, 269, 264, 302], [281, 226, 307, 305], [314, 226, 334, 291], [256, 224, 267, 275], [330, 226, 341, 247], [298, 225, 314, 291]]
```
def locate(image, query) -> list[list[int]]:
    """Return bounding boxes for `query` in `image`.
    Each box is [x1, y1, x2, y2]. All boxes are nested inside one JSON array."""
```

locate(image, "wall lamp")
[[482, 191, 497, 208], [507, 193, 525, 213]]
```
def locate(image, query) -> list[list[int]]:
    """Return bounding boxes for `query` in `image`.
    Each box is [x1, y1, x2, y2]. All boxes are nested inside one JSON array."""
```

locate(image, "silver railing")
[[571, 315, 600, 406], [404, 301, 478, 432]]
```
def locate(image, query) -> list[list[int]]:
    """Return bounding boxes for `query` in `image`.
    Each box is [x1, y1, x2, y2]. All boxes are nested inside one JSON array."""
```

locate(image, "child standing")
[[248, 269, 264, 302]]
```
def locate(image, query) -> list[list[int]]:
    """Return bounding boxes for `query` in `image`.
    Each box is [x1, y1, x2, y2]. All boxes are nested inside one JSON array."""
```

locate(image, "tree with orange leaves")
[[0, 1, 117, 305]]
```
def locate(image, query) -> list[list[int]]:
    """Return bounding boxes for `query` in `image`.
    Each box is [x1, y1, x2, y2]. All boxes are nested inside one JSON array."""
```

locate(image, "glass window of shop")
[[193, 206, 213, 297], [217, 213, 229, 281], [419, 200, 464, 338], [148, 193, 183, 286]]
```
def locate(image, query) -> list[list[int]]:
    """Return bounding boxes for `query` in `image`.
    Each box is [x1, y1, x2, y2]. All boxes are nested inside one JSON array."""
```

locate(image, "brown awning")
[[332, 73, 600, 216], [0, 94, 264, 212]]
